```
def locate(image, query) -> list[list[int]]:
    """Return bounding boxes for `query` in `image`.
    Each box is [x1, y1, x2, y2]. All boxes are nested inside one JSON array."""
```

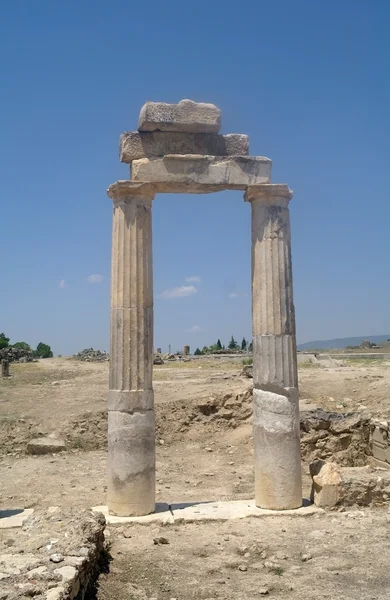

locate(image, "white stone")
[[138, 99, 221, 133], [54, 565, 77, 583], [93, 500, 321, 524], [46, 586, 65, 600], [0, 508, 34, 529], [131, 155, 271, 192]]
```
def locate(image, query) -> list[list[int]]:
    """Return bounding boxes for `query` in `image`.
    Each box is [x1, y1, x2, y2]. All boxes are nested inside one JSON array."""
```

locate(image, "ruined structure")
[[107, 99, 301, 516]]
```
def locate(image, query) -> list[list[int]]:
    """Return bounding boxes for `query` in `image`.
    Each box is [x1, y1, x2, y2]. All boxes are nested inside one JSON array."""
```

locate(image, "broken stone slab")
[[310, 460, 390, 507], [26, 437, 66, 455], [120, 131, 249, 162], [171, 500, 322, 522], [138, 99, 221, 133], [131, 155, 272, 191], [0, 509, 34, 529]]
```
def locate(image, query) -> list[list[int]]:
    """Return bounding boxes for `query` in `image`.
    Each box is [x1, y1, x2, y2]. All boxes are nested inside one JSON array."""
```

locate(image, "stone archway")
[[106, 100, 302, 516]]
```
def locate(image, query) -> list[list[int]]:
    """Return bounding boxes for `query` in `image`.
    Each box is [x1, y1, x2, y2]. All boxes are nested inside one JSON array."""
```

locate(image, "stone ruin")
[[106, 99, 301, 517]]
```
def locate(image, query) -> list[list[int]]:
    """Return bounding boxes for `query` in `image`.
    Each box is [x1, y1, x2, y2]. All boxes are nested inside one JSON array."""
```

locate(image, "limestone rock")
[[138, 99, 221, 133], [131, 155, 271, 193], [310, 460, 390, 507], [27, 438, 66, 455], [120, 131, 249, 162]]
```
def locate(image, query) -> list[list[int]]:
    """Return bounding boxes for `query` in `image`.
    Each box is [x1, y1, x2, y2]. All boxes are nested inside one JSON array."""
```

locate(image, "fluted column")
[[106, 181, 156, 516], [244, 184, 302, 510]]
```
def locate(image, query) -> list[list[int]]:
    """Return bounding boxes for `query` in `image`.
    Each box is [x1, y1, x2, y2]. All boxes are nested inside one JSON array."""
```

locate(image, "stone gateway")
[[107, 99, 302, 516]]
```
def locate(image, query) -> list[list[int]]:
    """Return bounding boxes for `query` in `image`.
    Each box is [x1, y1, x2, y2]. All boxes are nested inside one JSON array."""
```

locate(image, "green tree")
[[0, 333, 10, 350], [241, 337, 247, 351], [228, 336, 238, 350], [248, 341, 253, 352], [35, 342, 53, 359], [216, 339, 222, 350], [202, 346, 209, 355], [194, 347, 202, 356], [12, 341, 31, 351]]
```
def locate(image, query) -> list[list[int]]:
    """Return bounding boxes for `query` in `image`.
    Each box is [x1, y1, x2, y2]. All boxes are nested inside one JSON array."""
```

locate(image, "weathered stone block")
[[253, 387, 301, 510], [310, 460, 390, 507], [131, 155, 271, 193], [26, 437, 66, 455], [120, 131, 249, 162], [138, 99, 221, 133]]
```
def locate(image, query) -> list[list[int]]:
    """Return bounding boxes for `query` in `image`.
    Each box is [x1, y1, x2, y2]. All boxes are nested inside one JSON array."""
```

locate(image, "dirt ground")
[[1, 356, 390, 599]]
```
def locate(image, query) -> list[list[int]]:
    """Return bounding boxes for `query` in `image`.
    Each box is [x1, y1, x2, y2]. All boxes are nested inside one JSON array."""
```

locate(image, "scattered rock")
[[0, 347, 33, 364], [49, 554, 64, 564], [241, 365, 253, 378], [153, 537, 169, 545], [238, 564, 248, 572], [73, 348, 109, 362], [153, 355, 164, 365], [301, 553, 312, 562], [27, 438, 66, 455], [310, 460, 390, 507]]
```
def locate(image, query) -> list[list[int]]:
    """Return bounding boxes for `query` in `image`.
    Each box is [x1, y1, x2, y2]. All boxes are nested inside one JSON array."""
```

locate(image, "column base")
[[253, 387, 302, 510], [107, 410, 155, 517]]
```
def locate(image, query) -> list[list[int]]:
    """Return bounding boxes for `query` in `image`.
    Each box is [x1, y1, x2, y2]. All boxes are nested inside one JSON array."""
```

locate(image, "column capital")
[[244, 184, 293, 206], [107, 180, 156, 205]]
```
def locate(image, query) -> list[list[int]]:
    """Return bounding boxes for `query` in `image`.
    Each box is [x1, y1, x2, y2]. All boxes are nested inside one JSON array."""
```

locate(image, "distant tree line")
[[0, 332, 53, 358], [194, 336, 253, 356]]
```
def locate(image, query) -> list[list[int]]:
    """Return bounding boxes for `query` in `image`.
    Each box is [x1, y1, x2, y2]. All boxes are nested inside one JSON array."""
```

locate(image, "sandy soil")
[[1, 356, 390, 599]]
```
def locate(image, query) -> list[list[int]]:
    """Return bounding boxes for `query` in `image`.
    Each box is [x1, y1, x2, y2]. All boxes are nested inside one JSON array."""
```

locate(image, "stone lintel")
[[245, 184, 293, 205], [107, 181, 155, 203], [119, 131, 249, 162], [131, 155, 272, 189], [138, 99, 221, 133]]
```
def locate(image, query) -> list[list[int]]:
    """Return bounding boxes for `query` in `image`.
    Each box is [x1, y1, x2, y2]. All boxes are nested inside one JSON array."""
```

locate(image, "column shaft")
[[246, 185, 302, 510], [108, 187, 155, 516]]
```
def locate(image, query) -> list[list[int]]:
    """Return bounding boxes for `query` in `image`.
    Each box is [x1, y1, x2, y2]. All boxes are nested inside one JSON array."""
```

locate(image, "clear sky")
[[1, 0, 389, 356]]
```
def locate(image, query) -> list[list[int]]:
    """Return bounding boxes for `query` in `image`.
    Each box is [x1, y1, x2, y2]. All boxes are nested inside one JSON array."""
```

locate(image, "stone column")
[[244, 184, 302, 510], [106, 181, 156, 516]]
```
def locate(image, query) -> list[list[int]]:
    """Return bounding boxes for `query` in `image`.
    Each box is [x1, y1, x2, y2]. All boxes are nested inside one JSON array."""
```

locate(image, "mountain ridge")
[[297, 334, 390, 351]]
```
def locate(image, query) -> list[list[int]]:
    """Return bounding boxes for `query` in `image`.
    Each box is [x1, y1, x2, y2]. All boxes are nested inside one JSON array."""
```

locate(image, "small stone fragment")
[[301, 553, 312, 562], [238, 564, 248, 572], [49, 554, 64, 563], [153, 537, 169, 545], [27, 438, 66, 455], [259, 589, 269, 596]]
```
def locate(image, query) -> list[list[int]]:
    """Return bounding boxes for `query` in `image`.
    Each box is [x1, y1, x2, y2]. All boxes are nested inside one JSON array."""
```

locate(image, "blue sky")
[[1, 0, 389, 355]]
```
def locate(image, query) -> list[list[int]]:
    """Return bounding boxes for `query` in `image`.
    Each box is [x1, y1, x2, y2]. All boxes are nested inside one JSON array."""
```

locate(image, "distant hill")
[[298, 335, 390, 351]]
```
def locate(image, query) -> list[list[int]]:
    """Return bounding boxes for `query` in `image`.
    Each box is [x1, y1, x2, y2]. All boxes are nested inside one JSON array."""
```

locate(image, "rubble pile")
[[300, 408, 371, 466], [0, 509, 106, 600], [73, 348, 109, 362], [0, 347, 33, 363]]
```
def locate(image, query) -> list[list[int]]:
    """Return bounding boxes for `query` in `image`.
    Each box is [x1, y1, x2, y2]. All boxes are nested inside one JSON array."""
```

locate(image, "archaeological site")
[[1, 100, 390, 600]]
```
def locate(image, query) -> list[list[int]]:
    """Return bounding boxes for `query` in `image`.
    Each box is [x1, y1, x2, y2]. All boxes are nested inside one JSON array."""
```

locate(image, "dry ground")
[[1, 356, 390, 599]]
